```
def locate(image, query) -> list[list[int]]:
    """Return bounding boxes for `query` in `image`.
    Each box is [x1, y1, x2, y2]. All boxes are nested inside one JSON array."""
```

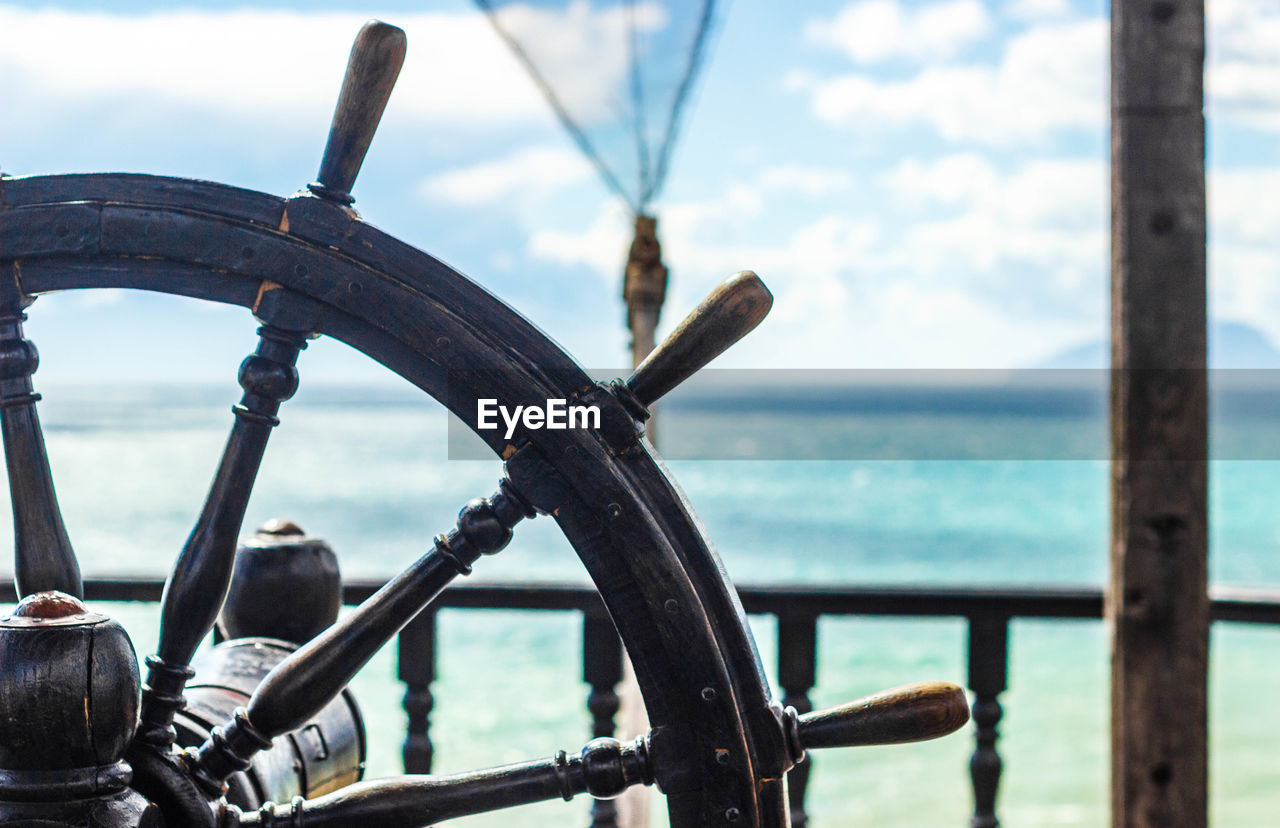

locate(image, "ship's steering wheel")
[[0, 21, 968, 828]]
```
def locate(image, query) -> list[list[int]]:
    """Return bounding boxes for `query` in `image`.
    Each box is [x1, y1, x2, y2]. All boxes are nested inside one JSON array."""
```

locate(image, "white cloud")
[[801, 1, 1280, 143], [1212, 167, 1280, 246], [878, 154, 1106, 299], [1209, 167, 1280, 338], [527, 191, 880, 306], [517, 160, 852, 272], [524, 164, 1100, 368], [757, 164, 854, 194], [670, 213, 880, 291], [421, 146, 592, 206], [1005, 0, 1073, 22], [490, 0, 667, 124], [883, 154, 1103, 228], [802, 19, 1106, 146], [807, 0, 992, 65], [0, 5, 601, 129], [529, 201, 633, 280], [1207, 0, 1280, 131], [839, 281, 1090, 368]]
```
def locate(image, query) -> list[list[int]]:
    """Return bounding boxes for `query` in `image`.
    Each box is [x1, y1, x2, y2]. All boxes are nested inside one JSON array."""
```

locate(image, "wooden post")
[[624, 213, 669, 445], [618, 213, 666, 828], [778, 615, 817, 828], [967, 615, 1009, 828], [1109, 2, 1208, 827]]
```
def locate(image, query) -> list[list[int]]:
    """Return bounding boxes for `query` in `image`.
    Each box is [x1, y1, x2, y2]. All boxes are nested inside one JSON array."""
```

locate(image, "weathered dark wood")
[[217, 520, 341, 644], [127, 741, 217, 828], [188, 481, 534, 793], [178, 638, 365, 809], [18, 258, 262, 308], [399, 609, 437, 774], [6, 578, 1275, 623], [310, 21, 406, 204], [967, 615, 1008, 828], [0, 303, 82, 598], [621, 271, 772, 411], [1, 144, 916, 825], [0, 593, 137, 769], [227, 736, 651, 827], [584, 612, 624, 828], [1110, 2, 1208, 826], [778, 615, 816, 828], [624, 213, 668, 370], [0, 593, 160, 826], [0, 202, 100, 257], [1, 172, 286, 225], [138, 296, 315, 748], [0, 156, 985, 828], [787, 682, 968, 756], [4, 571, 1279, 826]]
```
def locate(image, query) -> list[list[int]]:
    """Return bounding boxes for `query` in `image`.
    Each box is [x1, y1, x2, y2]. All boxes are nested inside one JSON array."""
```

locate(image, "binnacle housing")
[[0, 591, 161, 826]]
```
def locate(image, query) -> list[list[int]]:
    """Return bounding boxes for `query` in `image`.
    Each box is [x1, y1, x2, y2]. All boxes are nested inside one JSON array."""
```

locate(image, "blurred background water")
[[1, 381, 1277, 826]]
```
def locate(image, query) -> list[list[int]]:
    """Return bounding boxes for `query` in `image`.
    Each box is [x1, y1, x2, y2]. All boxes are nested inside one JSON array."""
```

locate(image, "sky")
[[2, 0, 1280, 382]]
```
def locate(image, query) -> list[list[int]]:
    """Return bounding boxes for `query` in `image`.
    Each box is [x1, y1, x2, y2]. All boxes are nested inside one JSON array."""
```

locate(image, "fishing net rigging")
[[471, 8, 723, 826], [474, 0, 723, 366]]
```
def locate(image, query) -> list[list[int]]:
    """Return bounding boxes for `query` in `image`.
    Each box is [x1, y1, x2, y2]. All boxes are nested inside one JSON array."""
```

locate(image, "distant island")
[[1039, 321, 1280, 369]]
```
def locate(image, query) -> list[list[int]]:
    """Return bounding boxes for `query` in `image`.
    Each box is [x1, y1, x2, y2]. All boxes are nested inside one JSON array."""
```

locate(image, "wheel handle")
[[613, 270, 773, 418], [784, 681, 970, 766], [224, 682, 969, 825], [310, 20, 407, 204]]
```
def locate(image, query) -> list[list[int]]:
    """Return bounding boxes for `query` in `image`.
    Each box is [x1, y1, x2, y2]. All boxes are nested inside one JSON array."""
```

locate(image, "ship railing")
[[9, 579, 1279, 828]]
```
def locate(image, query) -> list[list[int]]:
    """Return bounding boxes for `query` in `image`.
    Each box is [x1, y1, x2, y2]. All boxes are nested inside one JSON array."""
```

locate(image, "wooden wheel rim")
[[0, 172, 790, 827]]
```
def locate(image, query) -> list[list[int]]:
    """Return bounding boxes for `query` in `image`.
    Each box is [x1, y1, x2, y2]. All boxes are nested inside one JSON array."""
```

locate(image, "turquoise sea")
[[2, 381, 1278, 827]]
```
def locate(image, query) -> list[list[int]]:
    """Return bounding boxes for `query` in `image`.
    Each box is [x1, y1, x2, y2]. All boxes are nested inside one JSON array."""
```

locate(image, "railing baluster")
[[399, 608, 437, 773], [967, 614, 1009, 828], [779, 614, 817, 828], [583, 610, 623, 828]]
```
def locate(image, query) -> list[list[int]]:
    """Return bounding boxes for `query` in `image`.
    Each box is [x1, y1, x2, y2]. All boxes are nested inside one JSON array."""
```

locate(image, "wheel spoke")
[[224, 736, 651, 827], [137, 298, 316, 749], [187, 478, 534, 793], [218, 684, 968, 827], [0, 302, 82, 598]]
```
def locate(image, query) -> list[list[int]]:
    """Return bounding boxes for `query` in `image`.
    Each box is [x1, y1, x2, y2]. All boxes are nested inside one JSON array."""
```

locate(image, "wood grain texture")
[[227, 736, 651, 827], [138, 317, 311, 750], [1109, 2, 1208, 826], [1, 173, 791, 828], [793, 681, 969, 752], [188, 481, 532, 794], [312, 21, 406, 202], [0, 306, 82, 599], [626, 271, 772, 408]]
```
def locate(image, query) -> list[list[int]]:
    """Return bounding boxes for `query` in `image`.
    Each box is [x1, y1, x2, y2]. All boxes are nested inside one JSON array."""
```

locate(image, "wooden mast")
[[1109, 1, 1208, 826], [624, 214, 670, 426], [617, 213, 667, 828]]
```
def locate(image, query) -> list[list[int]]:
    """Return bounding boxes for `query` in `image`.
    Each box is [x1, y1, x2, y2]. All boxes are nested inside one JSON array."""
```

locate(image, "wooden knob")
[[11, 589, 87, 619], [625, 271, 772, 408], [789, 681, 969, 760], [216, 525, 341, 644], [0, 609, 140, 770], [311, 20, 407, 203]]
